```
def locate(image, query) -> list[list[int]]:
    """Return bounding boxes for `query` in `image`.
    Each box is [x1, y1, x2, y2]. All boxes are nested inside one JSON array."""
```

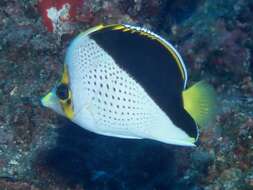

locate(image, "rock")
[[1, 0, 253, 189], [0, 180, 40, 190]]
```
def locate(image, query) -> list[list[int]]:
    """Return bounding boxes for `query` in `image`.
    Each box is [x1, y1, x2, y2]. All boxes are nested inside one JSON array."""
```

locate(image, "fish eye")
[[56, 83, 69, 100]]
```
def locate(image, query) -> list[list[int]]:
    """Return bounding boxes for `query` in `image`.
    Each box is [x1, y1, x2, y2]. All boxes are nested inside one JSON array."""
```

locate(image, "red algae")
[[38, 0, 83, 32]]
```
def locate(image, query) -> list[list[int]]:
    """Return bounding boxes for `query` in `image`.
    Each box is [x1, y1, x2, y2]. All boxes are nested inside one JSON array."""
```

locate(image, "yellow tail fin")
[[182, 81, 217, 127]]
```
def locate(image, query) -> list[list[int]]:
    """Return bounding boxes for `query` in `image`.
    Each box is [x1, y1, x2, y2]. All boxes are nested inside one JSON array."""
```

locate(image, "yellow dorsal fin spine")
[[80, 24, 124, 36], [183, 81, 217, 127], [78, 24, 104, 36]]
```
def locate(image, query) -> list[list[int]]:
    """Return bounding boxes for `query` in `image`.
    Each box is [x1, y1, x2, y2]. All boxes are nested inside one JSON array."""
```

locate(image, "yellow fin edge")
[[183, 81, 217, 127]]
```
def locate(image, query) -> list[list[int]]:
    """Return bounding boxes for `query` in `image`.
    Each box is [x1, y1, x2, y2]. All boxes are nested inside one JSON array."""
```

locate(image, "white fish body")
[[65, 34, 193, 146], [42, 24, 218, 146]]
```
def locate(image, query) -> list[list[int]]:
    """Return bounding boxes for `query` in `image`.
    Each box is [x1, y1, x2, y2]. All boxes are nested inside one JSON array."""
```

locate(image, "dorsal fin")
[[119, 24, 187, 88], [80, 24, 188, 88]]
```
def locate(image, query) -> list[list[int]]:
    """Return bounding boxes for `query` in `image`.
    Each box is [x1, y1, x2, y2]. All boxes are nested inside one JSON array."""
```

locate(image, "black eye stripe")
[[56, 83, 69, 100]]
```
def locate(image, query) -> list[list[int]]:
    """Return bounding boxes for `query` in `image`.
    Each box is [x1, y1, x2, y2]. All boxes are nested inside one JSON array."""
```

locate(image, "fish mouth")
[[41, 92, 54, 107]]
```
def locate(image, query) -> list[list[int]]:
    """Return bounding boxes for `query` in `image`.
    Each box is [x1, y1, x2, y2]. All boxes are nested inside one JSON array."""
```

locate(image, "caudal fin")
[[182, 81, 217, 127]]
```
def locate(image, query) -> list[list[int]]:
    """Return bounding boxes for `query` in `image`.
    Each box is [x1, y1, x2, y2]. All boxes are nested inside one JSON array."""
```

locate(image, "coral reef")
[[0, 0, 252, 189]]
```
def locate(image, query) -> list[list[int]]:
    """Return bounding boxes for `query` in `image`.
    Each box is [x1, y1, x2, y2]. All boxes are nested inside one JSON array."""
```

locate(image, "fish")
[[41, 24, 216, 146]]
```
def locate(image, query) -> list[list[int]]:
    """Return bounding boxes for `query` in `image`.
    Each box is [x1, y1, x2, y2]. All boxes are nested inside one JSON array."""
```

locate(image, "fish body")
[[42, 24, 216, 146]]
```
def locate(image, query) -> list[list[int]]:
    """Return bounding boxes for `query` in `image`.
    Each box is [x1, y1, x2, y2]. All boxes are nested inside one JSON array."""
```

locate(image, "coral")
[[38, 0, 84, 33]]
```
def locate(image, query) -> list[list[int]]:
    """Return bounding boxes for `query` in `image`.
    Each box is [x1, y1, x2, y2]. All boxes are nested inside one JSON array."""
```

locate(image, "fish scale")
[[68, 37, 158, 136]]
